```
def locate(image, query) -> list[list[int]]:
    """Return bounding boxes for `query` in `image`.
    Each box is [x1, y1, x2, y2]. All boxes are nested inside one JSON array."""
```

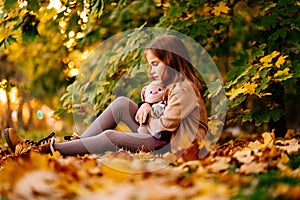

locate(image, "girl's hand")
[[135, 103, 151, 125]]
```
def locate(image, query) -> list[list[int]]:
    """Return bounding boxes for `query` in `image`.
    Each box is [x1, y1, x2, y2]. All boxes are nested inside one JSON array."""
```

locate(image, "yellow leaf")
[[260, 62, 273, 69], [48, 151, 62, 159], [212, 2, 230, 16], [258, 62, 273, 71], [275, 55, 288, 68], [271, 51, 280, 58], [262, 131, 275, 148], [260, 55, 273, 64], [243, 82, 258, 94], [259, 51, 280, 64], [226, 87, 247, 100], [251, 72, 260, 81], [274, 68, 293, 80]]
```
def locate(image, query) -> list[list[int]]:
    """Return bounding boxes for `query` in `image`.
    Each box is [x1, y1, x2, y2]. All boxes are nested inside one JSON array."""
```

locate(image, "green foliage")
[[224, 1, 299, 131], [50, 0, 300, 132], [4, 0, 17, 9], [20, 12, 40, 42], [90, 0, 104, 17], [225, 48, 293, 126], [232, 170, 300, 200], [287, 152, 300, 170], [27, 0, 40, 12], [0, 35, 16, 49], [152, 0, 299, 133], [61, 28, 159, 127]]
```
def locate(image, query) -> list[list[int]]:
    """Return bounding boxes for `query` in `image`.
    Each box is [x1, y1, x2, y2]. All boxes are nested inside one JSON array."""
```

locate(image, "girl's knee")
[[103, 130, 117, 138], [110, 96, 129, 108], [111, 96, 134, 111], [113, 96, 130, 104]]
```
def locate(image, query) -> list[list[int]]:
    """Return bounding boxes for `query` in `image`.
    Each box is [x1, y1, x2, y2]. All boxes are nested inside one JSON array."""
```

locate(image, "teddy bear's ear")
[[141, 86, 147, 101]]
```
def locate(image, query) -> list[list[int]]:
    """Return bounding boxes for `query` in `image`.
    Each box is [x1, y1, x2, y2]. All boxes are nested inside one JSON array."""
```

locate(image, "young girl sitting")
[[5, 34, 208, 157]]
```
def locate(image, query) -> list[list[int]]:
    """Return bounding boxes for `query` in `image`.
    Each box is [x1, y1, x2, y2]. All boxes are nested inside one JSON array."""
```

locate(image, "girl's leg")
[[53, 130, 156, 156], [80, 96, 139, 138], [54, 96, 156, 156]]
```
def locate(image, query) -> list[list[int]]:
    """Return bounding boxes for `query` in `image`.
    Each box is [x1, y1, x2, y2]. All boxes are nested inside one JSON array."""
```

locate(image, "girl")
[[5, 34, 208, 157]]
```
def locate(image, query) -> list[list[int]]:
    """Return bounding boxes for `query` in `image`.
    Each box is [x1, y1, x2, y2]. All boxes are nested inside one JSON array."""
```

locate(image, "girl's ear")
[[141, 86, 147, 101]]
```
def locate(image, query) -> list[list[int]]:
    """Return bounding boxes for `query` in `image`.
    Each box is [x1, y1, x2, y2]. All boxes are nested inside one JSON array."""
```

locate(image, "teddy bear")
[[137, 80, 166, 135]]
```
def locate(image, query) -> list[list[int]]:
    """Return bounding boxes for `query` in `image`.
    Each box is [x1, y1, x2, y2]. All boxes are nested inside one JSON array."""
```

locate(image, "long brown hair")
[[145, 34, 204, 96]]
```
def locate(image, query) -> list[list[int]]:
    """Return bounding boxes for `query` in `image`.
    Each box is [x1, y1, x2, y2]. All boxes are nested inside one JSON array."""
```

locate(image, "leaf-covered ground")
[[0, 130, 299, 200]]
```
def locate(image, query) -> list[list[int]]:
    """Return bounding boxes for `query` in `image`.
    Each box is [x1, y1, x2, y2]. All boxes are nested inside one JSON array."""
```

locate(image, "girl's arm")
[[135, 102, 151, 125]]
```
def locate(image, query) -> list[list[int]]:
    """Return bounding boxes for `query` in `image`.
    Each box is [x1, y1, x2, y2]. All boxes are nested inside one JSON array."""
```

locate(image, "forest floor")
[[0, 129, 299, 200]]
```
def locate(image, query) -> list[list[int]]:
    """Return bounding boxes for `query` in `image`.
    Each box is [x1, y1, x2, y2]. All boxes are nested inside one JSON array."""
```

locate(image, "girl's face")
[[146, 50, 169, 82]]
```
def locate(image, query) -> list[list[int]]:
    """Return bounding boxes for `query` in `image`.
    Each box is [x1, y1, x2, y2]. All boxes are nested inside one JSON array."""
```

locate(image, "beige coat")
[[147, 79, 208, 152]]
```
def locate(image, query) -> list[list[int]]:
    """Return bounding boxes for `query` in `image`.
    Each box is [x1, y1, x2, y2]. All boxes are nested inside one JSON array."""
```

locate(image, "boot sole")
[[4, 128, 16, 152]]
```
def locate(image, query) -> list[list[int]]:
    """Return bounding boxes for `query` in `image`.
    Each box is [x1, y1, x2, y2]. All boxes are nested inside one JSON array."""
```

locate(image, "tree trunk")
[[5, 90, 13, 129], [17, 99, 25, 131], [269, 83, 287, 138]]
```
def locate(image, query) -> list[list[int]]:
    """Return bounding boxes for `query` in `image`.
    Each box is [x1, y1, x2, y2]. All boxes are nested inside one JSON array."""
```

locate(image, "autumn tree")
[[59, 0, 300, 137], [1, 0, 299, 137]]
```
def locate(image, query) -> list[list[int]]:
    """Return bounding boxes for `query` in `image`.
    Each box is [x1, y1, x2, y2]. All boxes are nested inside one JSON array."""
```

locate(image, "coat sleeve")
[[148, 82, 198, 134]]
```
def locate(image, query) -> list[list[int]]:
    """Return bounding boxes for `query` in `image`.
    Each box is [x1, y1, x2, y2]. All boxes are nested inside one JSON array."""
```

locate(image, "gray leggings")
[[54, 97, 157, 156]]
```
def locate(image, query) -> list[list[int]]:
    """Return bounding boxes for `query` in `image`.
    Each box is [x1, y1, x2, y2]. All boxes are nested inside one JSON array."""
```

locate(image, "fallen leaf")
[[1, 131, 299, 200], [292, 167, 300, 179], [275, 138, 300, 154], [233, 148, 255, 164], [207, 156, 231, 173], [236, 162, 268, 174], [247, 141, 263, 156], [277, 162, 293, 175], [262, 131, 275, 148], [11, 170, 58, 200], [248, 131, 275, 152]]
